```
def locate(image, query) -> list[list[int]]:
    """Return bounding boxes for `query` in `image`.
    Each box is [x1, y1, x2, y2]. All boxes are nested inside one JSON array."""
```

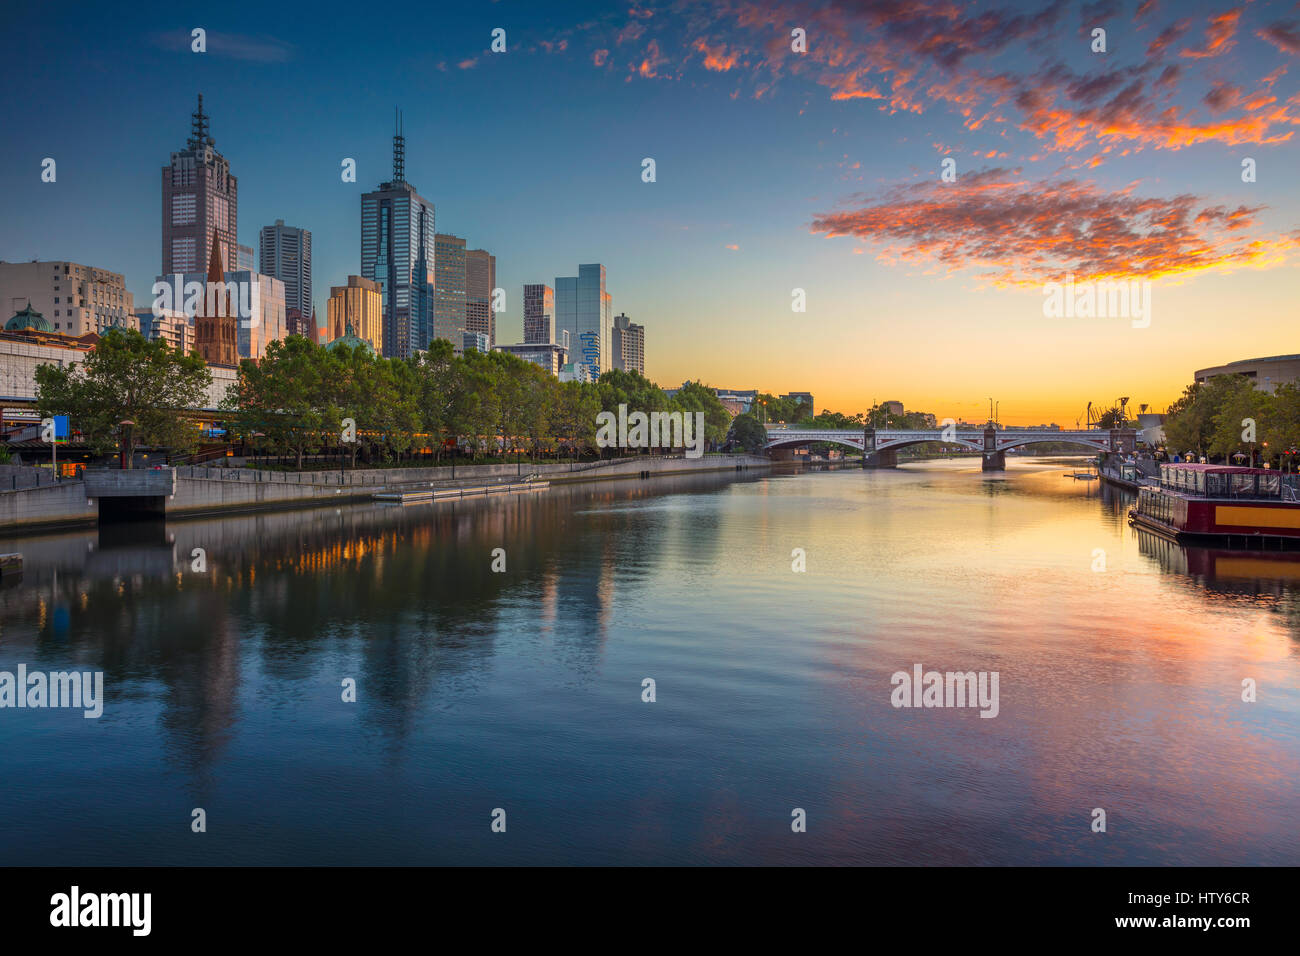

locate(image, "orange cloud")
[[809, 169, 1299, 286]]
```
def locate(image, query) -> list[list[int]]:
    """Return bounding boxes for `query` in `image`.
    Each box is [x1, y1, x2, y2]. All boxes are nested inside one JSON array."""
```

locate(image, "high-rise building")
[[523, 283, 555, 344], [361, 114, 434, 359], [555, 264, 612, 375], [194, 231, 238, 366], [326, 276, 383, 354], [0, 260, 136, 337], [259, 220, 312, 333], [465, 248, 496, 348], [462, 330, 490, 354], [612, 312, 644, 375], [162, 95, 238, 276], [433, 233, 466, 353]]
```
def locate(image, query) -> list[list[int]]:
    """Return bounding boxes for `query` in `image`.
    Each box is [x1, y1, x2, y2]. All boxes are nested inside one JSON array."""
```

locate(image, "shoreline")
[[0, 454, 772, 538]]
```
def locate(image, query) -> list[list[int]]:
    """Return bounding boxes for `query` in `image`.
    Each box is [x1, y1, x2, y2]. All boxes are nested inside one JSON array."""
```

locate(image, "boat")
[[1128, 463, 1300, 545]]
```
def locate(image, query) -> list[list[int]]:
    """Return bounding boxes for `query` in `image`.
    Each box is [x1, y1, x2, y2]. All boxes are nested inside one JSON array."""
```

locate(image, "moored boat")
[[1129, 463, 1300, 546]]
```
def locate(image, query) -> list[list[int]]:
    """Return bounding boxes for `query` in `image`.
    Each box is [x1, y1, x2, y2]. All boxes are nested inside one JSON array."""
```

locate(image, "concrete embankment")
[[0, 455, 772, 533]]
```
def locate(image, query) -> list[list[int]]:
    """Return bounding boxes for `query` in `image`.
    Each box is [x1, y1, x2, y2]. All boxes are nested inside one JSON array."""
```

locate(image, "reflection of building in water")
[[1134, 526, 1300, 604]]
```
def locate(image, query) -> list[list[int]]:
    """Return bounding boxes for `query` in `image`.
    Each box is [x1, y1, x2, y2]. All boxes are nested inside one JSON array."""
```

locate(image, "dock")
[[373, 480, 549, 504]]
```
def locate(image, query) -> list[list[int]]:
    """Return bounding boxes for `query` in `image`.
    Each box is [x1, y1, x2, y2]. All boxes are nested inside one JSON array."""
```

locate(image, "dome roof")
[[326, 320, 373, 355], [5, 302, 52, 333]]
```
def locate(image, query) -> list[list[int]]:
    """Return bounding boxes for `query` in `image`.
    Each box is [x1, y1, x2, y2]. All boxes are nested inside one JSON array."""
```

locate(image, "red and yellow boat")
[[1129, 463, 1300, 546]]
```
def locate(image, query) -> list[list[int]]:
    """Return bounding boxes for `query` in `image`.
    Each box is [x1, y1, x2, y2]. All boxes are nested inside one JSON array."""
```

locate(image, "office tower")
[[162, 94, 238, 276], [195, 231, 238, 366], [465, 248, 496, 348], [612, 312, 644, 375], [523, 283, 554, 344], [229, 268, 286, 360], [236, 245, 255, 272], [555, 264, 612, 375], [361, 113, 434, 358], [462, 330, 490, 354], [433, 233, 466, 353], [0, 260, 136, 337], [259, 220, 312, 332], [327, 276, 384, 353]]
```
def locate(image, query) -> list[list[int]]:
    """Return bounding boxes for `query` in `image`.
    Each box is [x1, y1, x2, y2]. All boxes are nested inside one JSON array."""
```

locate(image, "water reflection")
[[0, 462, 1296, 865]]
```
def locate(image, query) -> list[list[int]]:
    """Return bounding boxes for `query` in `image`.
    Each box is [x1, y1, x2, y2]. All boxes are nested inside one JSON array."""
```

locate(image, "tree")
[[730, 413, 768, 454], [35, 328, 211, 468], [228, 336, 334, 470]]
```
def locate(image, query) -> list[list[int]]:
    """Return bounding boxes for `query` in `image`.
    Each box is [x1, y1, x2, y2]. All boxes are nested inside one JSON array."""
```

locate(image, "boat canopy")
[[1158, 462, 1283, 499]]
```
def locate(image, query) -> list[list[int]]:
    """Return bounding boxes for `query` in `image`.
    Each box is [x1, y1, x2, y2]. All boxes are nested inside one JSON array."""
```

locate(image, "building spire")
[[392, 107, 405, 183], [189, 93, 212, 149]]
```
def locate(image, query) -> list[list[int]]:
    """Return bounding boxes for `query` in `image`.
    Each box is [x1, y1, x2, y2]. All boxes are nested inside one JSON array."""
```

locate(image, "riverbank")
[[0, 454, 773, 535]]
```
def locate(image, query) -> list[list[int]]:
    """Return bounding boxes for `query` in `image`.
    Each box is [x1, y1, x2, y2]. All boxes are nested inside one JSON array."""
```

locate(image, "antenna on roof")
[[392, 107, 405, 183]]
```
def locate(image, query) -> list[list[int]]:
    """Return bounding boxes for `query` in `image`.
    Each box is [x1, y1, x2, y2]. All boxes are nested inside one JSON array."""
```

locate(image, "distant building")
[[0, 260, 136, 337], [711, 387, 758, 412], [559, 362, 597, 384], [155, 231, 286, 364], [462, 330, 490, 354], [361, 117, 434, 359], [259, 220, 312, 332], [136, 308, 190, 354], [881, 400, 905, 416], [433, 233, 467, 353], [496, 341, 568, 376], [556, 264, 612, 375], [465, 249, 496, 348], [781, 392, 814, 415], [326, 276, 383, 354], [523, 283, 555, 344], [236, 244, 255, 272], [612, 312, 644, 374], [162, 95, 238, 276], [1194, 355, 1300, 394]]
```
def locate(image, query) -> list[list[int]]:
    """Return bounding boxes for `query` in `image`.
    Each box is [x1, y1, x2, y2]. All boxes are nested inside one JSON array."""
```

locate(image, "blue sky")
[[2, 0, 1297, 422]]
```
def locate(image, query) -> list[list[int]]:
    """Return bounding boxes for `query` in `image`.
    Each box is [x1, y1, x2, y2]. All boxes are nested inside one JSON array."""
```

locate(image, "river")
[[1, 457, 1297, 865]]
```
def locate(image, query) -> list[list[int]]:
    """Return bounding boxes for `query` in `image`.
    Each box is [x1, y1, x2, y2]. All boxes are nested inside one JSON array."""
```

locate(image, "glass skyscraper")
[[555, 264, 612, 375], [361, 120, 434, 358]]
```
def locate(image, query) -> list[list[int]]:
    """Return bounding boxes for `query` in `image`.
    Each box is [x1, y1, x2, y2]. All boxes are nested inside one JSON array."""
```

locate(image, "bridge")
[[764, 424, 1137, 470]]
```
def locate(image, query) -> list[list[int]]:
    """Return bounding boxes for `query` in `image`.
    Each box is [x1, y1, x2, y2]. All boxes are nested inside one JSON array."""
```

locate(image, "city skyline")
[[2, 1, 1297, 423]]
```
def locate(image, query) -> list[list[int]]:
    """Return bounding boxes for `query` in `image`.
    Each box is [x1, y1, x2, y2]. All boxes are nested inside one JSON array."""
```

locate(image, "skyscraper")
[[361, 113, 434, 359], [260, 220, 312, 335], [555, 264, 612, 375], [612, 312, 644, 375], [523, 283, 554, 344], [195, 230, 238, 366], [162, 95, 237, 276], [433, 233, 466, 353], [465, 249, 496, 348]]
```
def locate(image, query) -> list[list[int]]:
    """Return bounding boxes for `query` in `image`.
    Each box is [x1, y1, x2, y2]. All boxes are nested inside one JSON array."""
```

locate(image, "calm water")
[[1, 458, 1298, 865]]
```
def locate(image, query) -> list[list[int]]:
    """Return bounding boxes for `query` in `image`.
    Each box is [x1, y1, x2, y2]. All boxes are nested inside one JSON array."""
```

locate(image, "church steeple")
[[196, 228, 238, 366]]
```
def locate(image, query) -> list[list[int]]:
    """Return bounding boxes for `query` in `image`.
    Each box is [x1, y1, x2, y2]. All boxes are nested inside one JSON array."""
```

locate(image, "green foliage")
[[730, 413, 768, 454], [1162, 374, 1300, 464], [34, 328, 211, 468]]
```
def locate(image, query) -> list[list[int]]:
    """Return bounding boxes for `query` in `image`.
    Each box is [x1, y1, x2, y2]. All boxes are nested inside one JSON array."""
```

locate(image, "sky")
[[1, 0, 1297, 425]]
